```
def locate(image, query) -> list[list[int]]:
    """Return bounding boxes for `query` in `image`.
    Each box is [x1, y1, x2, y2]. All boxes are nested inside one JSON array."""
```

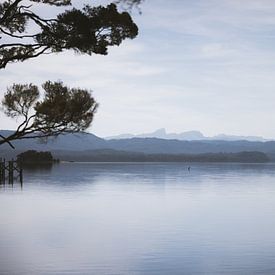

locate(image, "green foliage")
[[2, 83, 39, 118], [0, 0, 142, 148], [34, 81, 97, 134], [29, 0, 72, 6], [36, 4, 138, 55], [0, 0, 139, 68], [0, 1, 27, 33], [0, 81, 98, 148], [116, 0, 144, 11]]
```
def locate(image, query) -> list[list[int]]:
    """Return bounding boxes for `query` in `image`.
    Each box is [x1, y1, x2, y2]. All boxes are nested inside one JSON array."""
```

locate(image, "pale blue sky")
[[1, 0, 275, 138]]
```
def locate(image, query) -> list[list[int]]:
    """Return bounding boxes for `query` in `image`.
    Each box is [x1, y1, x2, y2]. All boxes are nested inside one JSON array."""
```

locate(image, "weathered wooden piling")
[[0, 159, 23, 185], [9, 161, 13, 184], [0, 164, 2, 183]]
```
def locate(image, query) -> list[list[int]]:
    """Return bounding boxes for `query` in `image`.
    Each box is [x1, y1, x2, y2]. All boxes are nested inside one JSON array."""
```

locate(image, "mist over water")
[[1, 162, 275, 274]]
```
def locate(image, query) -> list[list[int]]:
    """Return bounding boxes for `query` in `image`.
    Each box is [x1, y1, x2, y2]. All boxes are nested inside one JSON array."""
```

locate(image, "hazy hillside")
[[107, 138, 275, 156], [1, 130, 275, 161], [0, 130, 107, 151], [106, 128, 267, 142]]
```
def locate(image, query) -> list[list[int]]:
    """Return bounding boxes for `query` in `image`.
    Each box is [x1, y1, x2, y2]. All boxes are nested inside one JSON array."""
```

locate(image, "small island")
[[17, 150, 59, 165]]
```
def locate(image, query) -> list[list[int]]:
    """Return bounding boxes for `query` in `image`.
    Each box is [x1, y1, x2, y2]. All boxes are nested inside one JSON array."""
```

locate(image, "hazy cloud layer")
[[1, 0, 275, 138]]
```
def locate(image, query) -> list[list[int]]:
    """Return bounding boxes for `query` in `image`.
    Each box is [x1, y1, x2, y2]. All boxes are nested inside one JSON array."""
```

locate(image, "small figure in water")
[[188, 166, 191, 172]]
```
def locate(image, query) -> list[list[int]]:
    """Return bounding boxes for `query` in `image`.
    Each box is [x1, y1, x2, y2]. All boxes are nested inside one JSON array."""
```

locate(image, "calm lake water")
[[1, 162, 275, 274]]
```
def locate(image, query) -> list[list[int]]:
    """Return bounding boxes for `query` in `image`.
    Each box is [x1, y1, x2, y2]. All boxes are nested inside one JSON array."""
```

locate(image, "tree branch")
[[0, 27, 37, 39], [0, 134, 15, 149], [0, 43, 40, 49], [0, 45, 50, 69], [0, 0, 23, 25]]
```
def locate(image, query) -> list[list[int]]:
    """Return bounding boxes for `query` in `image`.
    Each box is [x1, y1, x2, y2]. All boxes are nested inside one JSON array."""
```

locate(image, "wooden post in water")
[[0, 160, 4, 184], [20, 167, 23, 184], [3, 159, 5, 184], [8, 160, 13, 184], [0, 158, 23, 185], [0, 158, 2, 184]]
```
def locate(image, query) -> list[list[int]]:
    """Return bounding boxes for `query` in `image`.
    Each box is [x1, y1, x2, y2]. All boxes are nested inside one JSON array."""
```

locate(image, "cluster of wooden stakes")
[[0, 158, 23, 187]]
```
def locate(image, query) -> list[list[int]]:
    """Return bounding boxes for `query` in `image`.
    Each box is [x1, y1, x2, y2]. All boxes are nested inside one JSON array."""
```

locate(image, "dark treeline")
[[17, 150, 57, 164], [58, 150, 269, 163]]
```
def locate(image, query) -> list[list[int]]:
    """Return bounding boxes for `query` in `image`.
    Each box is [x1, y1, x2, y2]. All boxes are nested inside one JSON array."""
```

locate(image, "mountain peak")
[[153, 128, 166, 135], [105, 129, 267, 142]]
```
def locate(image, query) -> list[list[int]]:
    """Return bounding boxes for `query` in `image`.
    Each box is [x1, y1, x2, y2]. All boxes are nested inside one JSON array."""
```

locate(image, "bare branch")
[[0, 134, 15, 149], [0, 27, 37, 39]]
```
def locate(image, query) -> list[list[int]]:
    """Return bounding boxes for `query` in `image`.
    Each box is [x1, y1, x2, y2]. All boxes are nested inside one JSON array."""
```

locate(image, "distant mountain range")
[[106, 128, 268, 142], [1, 129, 275, 162]]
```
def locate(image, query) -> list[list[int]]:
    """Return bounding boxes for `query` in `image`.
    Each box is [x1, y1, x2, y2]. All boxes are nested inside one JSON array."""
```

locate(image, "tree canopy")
[[0, 0, 143, 149], [0, 81, 98, 148], [17, 150, 54, 163], [0, 0, 139, 68]]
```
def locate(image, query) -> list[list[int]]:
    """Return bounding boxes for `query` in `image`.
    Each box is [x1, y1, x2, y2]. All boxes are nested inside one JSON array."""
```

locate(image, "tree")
[[116, 0, 143, 11], [17, 150, 54, 163], [0, 0, 139, 68], [0, 0, 142, 148], [0, 81, 98, 149]]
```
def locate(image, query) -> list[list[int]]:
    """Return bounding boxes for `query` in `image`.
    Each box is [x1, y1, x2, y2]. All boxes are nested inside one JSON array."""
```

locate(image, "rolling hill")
[[1, 130, 275, 161]]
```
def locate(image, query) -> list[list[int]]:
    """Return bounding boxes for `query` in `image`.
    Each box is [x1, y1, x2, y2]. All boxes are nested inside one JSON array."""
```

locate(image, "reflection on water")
[[1, 162, 275, 274], [21, 162, 54, 171]]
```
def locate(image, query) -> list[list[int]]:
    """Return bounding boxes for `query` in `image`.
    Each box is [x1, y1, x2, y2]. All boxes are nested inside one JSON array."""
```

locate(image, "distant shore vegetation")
[[17, 150, 59, 164], [60, 150, 269, 163]]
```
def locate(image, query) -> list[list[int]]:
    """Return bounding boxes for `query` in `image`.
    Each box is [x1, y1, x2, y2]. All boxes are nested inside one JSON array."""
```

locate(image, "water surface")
[[1, 162, 275, 274]]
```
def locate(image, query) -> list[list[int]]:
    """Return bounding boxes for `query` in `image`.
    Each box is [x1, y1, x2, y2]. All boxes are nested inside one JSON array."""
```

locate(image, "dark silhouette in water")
[[0, 159, 23, 186], [17, 150, 56, 164], [16, 150, 58, 171]]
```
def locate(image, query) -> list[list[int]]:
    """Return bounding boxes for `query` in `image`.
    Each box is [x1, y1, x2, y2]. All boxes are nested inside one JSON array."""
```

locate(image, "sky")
[[1, 0, 275, 138]]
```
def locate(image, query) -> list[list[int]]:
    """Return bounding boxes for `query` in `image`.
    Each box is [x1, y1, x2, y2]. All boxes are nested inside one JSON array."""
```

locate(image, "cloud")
[[200, 43, 236, 58], [2, 0, 275, 138]]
